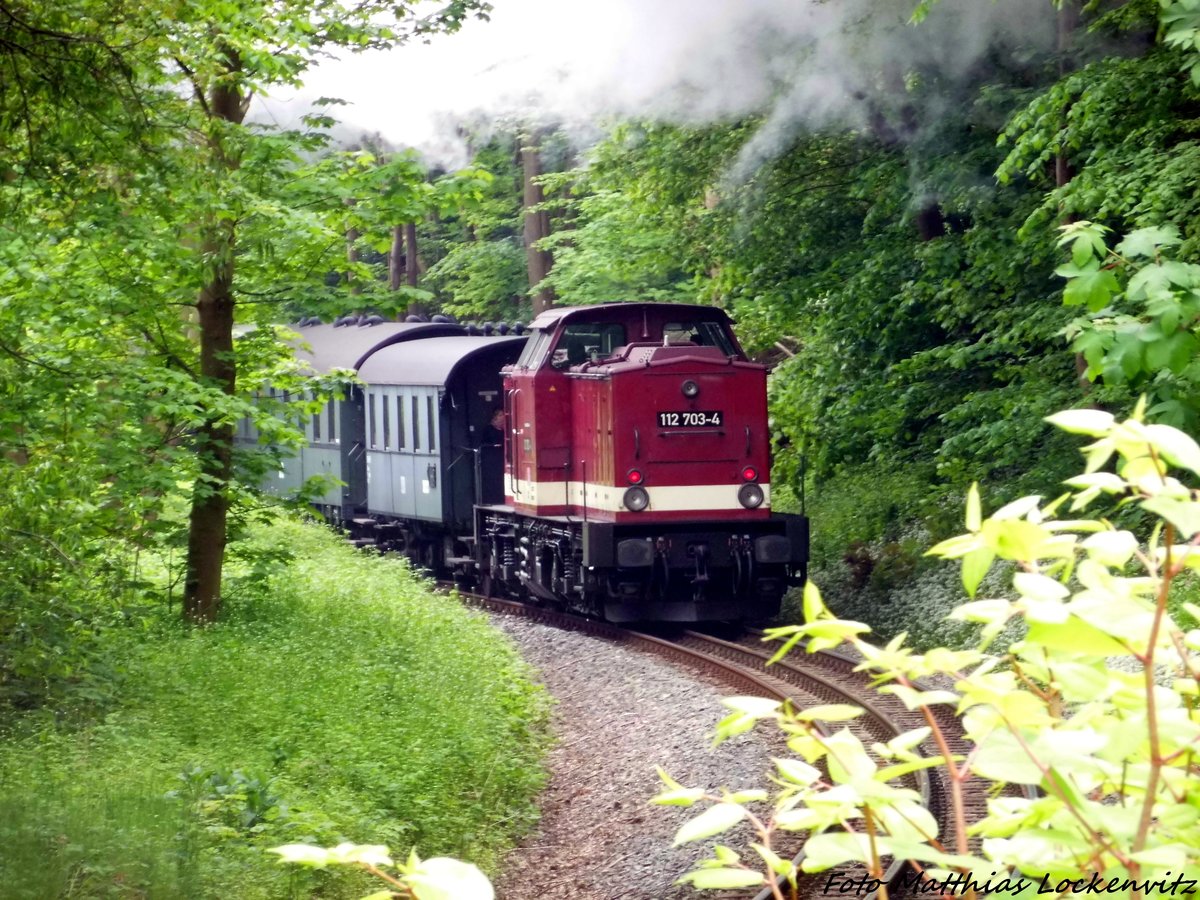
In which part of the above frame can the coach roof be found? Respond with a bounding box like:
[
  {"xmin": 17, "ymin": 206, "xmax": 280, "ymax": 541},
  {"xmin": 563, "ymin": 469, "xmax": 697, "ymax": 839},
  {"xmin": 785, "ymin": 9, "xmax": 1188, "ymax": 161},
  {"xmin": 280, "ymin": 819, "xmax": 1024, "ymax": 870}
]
[
  {"xmin": 358, "ymin": 335, "xmax": 527, "ymax": 387},
  {"xmin": 284, "ymin": 322, "xmax": 464, "ymax": 374}
]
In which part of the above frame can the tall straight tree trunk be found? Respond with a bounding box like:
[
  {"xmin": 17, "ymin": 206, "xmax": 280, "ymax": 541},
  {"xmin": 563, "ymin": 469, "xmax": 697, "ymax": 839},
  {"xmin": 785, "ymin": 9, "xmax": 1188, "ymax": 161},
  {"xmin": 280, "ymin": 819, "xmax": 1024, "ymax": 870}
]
[
  {"xmin": 389, "ymin": 221, "xmax": 426, "ymax": 318},
  {"xmin": 182, "ymin": 63, "xmax": 248, "ymax": 624},
  {"xmin": 345, "ymin": 209, "xmax": 361, "ymax": 295},
  {"xmin": 405, "ymin": 222, "xmax": 419, "ymax": 288},
  {"xmin": 389, "ymin": 224, "xmax": 403, "ymax": 291},
  {"xmin": 521, "ymin": 133, "xmax": 555, "ymax": 315}
]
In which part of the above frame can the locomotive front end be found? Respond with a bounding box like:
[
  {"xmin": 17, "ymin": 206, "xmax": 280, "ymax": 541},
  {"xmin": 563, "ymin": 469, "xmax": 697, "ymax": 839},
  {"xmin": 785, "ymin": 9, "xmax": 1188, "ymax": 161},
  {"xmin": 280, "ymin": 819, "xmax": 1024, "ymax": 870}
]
[
  {"xmin": 574, "ymin": 329, "xmax": 806, "ymax": 621},
  {"xmin": 483, "ymin": 302, "xmax": 807, "ymax": 623}
]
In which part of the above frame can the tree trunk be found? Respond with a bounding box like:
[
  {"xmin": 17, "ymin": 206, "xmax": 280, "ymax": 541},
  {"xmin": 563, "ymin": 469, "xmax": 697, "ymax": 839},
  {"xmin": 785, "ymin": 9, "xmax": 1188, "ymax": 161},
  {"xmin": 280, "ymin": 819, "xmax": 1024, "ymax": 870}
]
[
  {"xmin": 389, "ymin": 224, "xmax": 403, "ymax": 291},
  {"xmin": 181, "ymin": 60, "xmax": 247, "ymax": 624},
  {"xmin": 346, "ymin": 221, "xmax": 361, "ymax": 295},
  {"xmin": 404, "ymin": 222, "xmax": 426, "ymax": 318},
  {"xmin": 405, "ymin": 222, "xmax": 419, "ymax": 288},
  {"xmin": 183, "ymin": 232, "xmax": 236, "ymax": 623},
  {"xmin": 521, "ymin": 133, "xmax": 555, "ymax": 315}
]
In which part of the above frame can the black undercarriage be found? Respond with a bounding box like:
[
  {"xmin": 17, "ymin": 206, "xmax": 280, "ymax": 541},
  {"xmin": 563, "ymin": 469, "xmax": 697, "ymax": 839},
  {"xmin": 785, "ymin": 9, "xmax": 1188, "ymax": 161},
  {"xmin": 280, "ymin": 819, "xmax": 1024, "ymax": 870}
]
[{"xmin": 472, "ymin": 505, "xmax": 808, "ymax": 623}]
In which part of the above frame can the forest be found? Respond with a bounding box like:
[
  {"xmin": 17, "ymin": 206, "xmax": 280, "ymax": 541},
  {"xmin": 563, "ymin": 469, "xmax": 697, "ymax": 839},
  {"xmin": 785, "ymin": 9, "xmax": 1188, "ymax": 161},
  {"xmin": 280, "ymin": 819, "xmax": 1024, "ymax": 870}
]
[{"xmin": 1, "ymin": 0, "xmax": 1199, "ymax": 895}]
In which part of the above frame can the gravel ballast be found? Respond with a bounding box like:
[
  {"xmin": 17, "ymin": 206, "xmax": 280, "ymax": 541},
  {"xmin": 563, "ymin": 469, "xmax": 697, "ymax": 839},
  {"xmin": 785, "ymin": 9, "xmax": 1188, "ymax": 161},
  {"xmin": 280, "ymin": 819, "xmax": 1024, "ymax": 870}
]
[{"xmin": 490, "ymin": 616, "xmax": 782, "ymax": 900}]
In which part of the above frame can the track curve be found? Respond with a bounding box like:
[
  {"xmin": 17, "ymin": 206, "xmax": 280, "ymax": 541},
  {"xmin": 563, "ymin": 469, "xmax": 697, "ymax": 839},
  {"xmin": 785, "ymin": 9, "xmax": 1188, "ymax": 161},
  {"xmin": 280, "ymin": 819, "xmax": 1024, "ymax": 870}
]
[{"xmin": 456, "ymin": 589, "xmax": 984, "ymax": 898}]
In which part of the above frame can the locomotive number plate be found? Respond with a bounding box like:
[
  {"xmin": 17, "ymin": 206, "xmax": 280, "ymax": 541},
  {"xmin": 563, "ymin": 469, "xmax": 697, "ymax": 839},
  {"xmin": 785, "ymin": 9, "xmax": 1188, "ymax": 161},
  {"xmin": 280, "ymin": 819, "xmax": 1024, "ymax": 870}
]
[{"xmin": 657, "ymin": 410, "xmax": 724, "ymax": 428}]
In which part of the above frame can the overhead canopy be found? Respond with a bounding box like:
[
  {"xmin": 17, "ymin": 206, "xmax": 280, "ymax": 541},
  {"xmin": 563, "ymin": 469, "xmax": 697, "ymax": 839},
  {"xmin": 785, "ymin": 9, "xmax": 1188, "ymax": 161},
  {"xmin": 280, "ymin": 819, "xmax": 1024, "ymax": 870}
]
[{"xmin": 358, "ymin": 335, "xmax": 528, "ymax": 387}]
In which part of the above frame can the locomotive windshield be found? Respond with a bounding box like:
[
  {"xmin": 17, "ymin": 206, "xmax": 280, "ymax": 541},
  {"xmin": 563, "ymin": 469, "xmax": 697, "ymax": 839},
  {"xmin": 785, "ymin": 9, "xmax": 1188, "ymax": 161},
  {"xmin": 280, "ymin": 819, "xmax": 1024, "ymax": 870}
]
[{"xmin": 515, "ymin": 329, "xmax": 551, "ymax": 369}]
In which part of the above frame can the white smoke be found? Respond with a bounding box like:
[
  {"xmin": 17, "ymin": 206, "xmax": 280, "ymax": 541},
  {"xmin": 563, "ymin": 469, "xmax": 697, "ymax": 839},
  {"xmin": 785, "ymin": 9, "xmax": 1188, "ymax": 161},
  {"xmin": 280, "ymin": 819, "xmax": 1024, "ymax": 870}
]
[{"xmin": 259, "ymin": 0, "xmax": 1057, "ymax": 168}]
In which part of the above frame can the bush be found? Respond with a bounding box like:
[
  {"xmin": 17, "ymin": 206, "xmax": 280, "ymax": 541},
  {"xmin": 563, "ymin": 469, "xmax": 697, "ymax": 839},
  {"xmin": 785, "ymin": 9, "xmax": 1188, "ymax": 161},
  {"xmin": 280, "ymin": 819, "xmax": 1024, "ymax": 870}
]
[
  {"xmin": 0, "ymin": 516, "xmax": 551, "ymax": 899},
  {"xmin": 657, "ymin": 405, "xmax": 1200, "ymax": 894}
]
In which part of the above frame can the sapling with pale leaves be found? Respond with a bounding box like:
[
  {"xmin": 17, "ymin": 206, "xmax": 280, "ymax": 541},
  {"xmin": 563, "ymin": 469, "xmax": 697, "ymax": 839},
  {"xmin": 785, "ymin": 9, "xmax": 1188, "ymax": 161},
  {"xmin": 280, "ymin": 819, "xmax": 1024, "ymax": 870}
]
[
  {"xmin": 271, "ymin": 842, "xmax": 494, "ymax": 900},
  {"xmin": 656, "ymin": 400, "xmax": 1200, "ymax": 899}
]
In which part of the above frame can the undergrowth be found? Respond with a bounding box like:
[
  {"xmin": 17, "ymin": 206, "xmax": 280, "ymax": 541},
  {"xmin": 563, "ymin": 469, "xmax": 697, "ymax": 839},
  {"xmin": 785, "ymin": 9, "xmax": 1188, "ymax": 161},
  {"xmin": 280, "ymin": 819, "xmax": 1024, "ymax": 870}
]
[{"xmin": 0, "ymin": 515, "xmax": 551, "ymax": 899}]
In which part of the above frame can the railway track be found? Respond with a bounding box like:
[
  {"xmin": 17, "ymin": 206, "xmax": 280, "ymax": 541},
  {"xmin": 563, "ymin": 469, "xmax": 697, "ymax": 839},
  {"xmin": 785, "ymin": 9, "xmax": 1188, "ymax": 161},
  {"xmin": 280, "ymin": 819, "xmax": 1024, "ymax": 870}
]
[{"xmin": 456, "ymin": 589, "xmax": 984, "ymax": 899}]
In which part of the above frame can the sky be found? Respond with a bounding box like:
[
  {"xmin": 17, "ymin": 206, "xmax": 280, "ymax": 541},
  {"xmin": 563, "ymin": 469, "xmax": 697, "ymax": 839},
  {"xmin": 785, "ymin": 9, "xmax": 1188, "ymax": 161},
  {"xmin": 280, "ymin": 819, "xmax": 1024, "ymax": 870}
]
[
  {"xmin": 255, "ymin": 0, "xmax": 1056, "ymax": 169},
  {"xmin": 258, "ymin": 0, "xmax": 638, "ymax": 161}
]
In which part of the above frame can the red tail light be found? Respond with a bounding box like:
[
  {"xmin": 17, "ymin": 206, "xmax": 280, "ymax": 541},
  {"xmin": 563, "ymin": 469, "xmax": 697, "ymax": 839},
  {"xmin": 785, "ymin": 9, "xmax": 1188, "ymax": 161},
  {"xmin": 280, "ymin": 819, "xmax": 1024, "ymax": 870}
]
[
  {"xmin": 741, "ymin": 466, "xmax": 758, "ymax": 482},
  {"xmin": 627, "ymin": 469, "xmax": 644, "ymax": 485}
]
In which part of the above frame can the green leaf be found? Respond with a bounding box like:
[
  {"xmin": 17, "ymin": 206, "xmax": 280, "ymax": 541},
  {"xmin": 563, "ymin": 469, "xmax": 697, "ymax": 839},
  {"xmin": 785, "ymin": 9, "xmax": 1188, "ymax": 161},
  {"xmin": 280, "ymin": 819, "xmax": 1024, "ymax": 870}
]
[
  {"xmin": 774, "ymin": 757, "xmax": 822, "ymax": 785},
  {"xmin": 971, "ymin": 731, "xmax": 1043, "ymax": 784},
  {"xmin": 966, "ymin": 482, "xmax": 982, "ymax": 531},
  {"xmin": 794, "ymin": 704, "xmax": 864, "ymax": 722},
  {"xmin": 962, "ymin": 546, "xmax": 995, "ymax": 599},
  {"xmin": 1025, "ymin": 620, "xmax": 1127, "ymax": 656},
  {"xmin": 1116, "ymin": 225, "xmax": 1180, "ymax": 258},
  {"xmin": 406, "ymin": 857, "xmax": 494, "ymax": 900},
  {"xmin": 651, "ymin": 788, "xmax": 707, "ymax": 806},
  {"xmin": 1145, "ymin": 424, "xmax": 1200, "ymax": 475},
  {"xmin": 676, "ymin": 867, "xmax": 764, "ymax": 889},
  {"xmin": 270, "ymin": 844, "xmax": 333, "ymax": 868},
  {"xmin": 1046, "ymin": 409, "xmax": 1115, "ymax": 437},
  {"xmin": 799, "ymin": 832, "xmax": 872, "ymax": 871},
  {"xmin": 1142, "ymin": 497, "xmax": 1200, "ymax": 538},
  {"xmin": 721, "ymin": 697, "xmax": 782, "ymax": 718},
  {"xmin": 1062, "ymin": 265, "xmax": 1120, "ymax": 311},
  {"xmin": 727, "ymin": 789, "xmax": 769, "ymax": 804},
  {"xmin": 802, "ymin": 580, "xmax": 826, "ymax": 622},
  {"xmin": 673, "ymin": 803, "xmax": 747, "ymax": 846}
]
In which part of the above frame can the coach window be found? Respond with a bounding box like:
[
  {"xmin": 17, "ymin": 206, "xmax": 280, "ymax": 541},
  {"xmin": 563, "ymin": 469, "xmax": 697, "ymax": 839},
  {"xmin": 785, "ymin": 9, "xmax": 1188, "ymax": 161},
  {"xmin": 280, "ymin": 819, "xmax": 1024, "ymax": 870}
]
[
  {"xmin": 426, "ymin": 396, "xmax": 436, "ymax": 450},
  {"xmin": 412, "ymin": 396, "xmax": 421, "ymax": 451},
  {"xmin": 328, "ymin": 398, "xmax": 338, "ymax": 444},
  {"xmin": 395, "ymin": 395, "xmax": 406, "ymax": 450},
  {"xmin": 368, "ymin": 393, "xmax": 377, "ymax": 449},
  {"xmin": 381, "ymin": 394, "xmax": 391, "ymax": 450},
  {"xmin": 312, "ymin": 393, "xmax": 321, "ymax": 442}
]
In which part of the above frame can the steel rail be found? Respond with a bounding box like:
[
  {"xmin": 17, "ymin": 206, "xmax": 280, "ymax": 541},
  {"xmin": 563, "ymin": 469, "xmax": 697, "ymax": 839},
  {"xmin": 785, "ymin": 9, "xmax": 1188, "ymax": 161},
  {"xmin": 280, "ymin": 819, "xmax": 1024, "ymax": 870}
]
[{"xmin": 453, "ymin": 588, "xmax": 959, "ymax": 898}]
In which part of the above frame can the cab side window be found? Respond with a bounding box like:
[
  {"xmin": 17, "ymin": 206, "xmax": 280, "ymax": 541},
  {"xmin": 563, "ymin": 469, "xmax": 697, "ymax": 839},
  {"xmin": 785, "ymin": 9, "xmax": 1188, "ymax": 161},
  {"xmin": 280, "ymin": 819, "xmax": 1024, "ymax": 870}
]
[{"xmin": 550, "ymin": 323, "xmax": 627, "ymax": 368}]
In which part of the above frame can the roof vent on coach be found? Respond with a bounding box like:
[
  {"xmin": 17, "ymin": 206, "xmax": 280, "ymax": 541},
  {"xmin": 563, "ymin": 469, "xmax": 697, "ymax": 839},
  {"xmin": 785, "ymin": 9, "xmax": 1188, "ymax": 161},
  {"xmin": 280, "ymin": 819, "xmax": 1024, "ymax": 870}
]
[
  {"xmin": 405, "ymin": 314, "xmax": 428, "ymax": 323},
  {"xmin": 511, "ymin": 322, "xmax": 527, "ymax": 335},
  {"xmin": 357, "ymin": 315, "xmax": 384, "ymax": 327},
  {"xmin": 431, "ymin": 314, "xmax": 453, "ymax": 324},
  {"xmin": 333, "ymin": 315, "xmax": 358, "ymax": 327}
]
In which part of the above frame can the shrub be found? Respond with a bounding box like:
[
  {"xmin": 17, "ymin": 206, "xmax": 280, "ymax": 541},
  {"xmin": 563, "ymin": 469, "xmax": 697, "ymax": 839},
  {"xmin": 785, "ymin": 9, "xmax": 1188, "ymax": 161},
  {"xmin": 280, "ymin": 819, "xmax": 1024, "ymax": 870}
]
[
  {"xmin": 656, "ymin": 404, "xmax": 1200, "ymax": 896},
  {"xmin": 0, "ymin": 515, "xmax": 551, "ymax": 899}
]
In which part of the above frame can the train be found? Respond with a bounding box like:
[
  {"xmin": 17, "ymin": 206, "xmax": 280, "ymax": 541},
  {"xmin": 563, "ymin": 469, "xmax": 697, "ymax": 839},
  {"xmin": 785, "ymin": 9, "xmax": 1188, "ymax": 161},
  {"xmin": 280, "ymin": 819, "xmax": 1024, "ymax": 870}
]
[{"xmin": 241, "ymin": 301, "xmax": 809, "ymax": 623}]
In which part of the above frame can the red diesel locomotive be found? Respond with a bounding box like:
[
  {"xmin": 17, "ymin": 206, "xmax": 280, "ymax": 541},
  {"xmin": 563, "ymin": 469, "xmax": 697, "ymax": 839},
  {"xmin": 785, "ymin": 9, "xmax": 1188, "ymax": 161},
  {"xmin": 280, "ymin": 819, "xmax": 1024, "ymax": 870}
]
[{"xmin": 474, "ymin": 302, "xmax": 808, "ymax": 622}]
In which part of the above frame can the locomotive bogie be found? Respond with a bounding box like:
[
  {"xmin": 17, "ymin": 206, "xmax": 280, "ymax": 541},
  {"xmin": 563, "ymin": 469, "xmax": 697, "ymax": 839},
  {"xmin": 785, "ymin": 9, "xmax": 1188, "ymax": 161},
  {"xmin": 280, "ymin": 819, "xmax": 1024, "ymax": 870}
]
[{"xmin": 474, "ymin": 506, "xmax": 806, "ymax": 622}]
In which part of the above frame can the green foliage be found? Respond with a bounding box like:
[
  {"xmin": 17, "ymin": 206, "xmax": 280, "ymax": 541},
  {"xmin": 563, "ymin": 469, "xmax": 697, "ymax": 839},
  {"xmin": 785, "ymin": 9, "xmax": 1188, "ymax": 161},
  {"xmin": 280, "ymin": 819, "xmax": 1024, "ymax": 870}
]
[
  {"xmin": 272, "ymin": 842, "xmax": 494, "ymax": 900},
  {"xmin": 0, "ymin": 516, "xmax": 550, "ymax": 898},
  {"xmin": 425, "ymin": 237, "xmax": 529, "ymax": 321},
  {"xmin": 1058, "ymin": 221, "xmax": 1200, "ymax": 427},
  {"xmin": 661, "ymin": 407, "xmax": 1200, "ymax": 894}
]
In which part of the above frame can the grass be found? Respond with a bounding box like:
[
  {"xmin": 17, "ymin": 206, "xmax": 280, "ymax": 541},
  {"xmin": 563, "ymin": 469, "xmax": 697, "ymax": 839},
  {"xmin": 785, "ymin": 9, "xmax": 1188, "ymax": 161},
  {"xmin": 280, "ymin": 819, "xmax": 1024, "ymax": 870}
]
[{"xmin": 0, "ymin": 516, "xmax": 551, "ymax": 899}]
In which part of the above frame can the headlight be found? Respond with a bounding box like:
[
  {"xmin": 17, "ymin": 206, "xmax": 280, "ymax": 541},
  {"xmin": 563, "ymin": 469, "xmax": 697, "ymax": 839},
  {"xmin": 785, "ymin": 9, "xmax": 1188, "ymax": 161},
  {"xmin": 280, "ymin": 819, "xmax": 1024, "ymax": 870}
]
[
  {"xmin": 623, "ymin": 486, "xmax": 650, "ymax": 512},
  {"xmin": 738, "ymin": 483, "xmax": 765, "ymax": 509},
  {"xmin": 681, "ymin": 379, "xmax": 700, "ymax": 398}
]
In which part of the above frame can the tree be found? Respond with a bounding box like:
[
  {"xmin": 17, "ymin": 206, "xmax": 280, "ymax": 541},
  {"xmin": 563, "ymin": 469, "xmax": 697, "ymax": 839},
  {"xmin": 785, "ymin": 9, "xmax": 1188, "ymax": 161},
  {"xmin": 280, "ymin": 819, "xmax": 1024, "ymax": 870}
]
[
  {"xmin": 154, "ymin": 0, "xmax": 490, "ymax": 622},
  {"xmin": 521, "ymin": 130, "xmax": 556, "ymax": 315}
]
